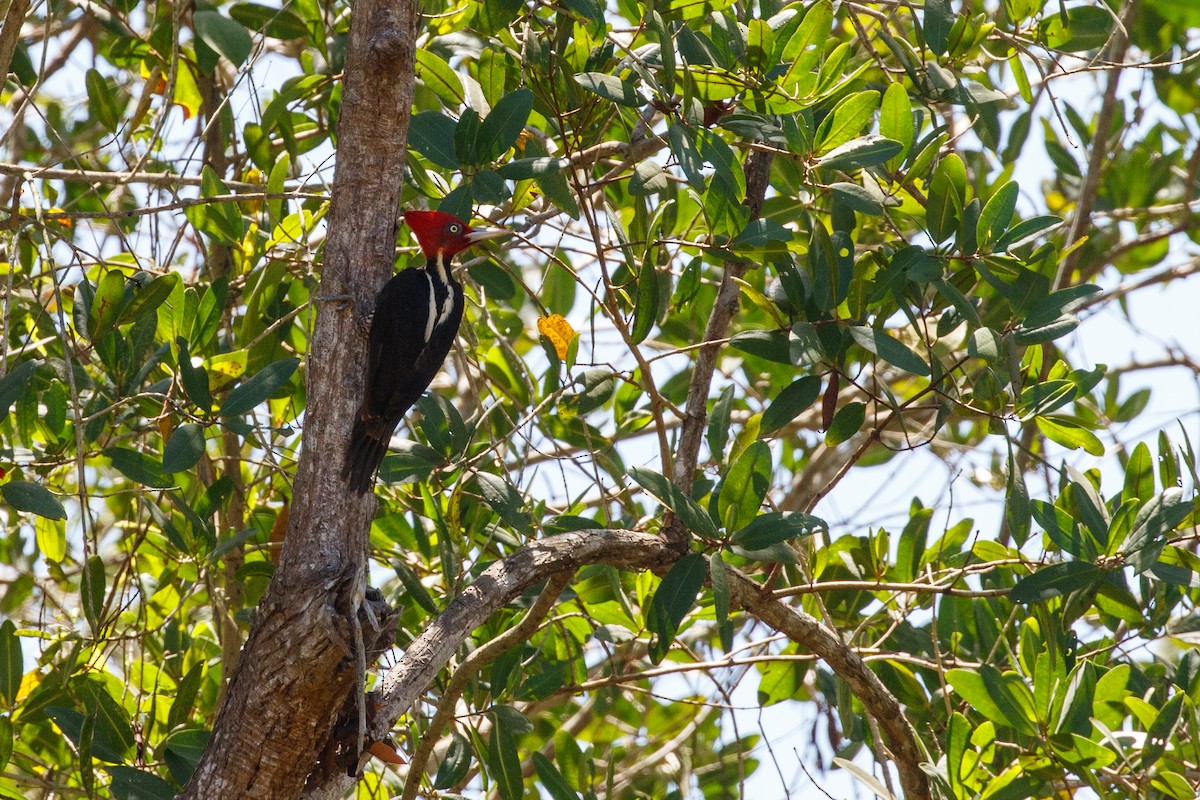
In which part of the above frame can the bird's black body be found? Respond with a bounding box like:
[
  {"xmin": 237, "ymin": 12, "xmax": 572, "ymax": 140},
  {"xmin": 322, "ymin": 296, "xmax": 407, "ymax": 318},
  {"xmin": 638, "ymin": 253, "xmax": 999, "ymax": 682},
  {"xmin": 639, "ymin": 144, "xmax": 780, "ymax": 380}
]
[
  {"xmin": 342, "ymin": 254, "xmax": 463, "ymax": 493},
  {"xmin": 342, "ymin": 211, "xmax": 503, "ymax": 494}
]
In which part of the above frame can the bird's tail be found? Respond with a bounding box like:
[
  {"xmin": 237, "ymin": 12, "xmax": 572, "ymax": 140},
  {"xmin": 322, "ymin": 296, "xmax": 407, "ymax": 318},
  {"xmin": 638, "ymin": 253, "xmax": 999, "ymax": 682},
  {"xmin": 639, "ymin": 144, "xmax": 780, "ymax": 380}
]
[{"xmin": 342, "ymin": 417, "xmax": 390, "ymax": 494}]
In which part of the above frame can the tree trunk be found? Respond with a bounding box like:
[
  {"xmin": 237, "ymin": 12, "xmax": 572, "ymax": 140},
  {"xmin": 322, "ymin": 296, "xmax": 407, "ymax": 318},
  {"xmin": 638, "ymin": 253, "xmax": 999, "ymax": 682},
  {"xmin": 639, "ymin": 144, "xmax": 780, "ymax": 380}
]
[{"xmin": 180, "ymin": 1, "xmax": 419, "ymax": 796}]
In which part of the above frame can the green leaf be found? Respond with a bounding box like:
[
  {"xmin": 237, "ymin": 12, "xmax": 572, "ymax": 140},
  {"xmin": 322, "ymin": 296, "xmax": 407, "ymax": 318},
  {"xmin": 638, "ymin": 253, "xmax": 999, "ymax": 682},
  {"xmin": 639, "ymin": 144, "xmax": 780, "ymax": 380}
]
[
  {"xmin": 0, "ymin": 713, "xmax": 11, "ymax": 771},
  {"xmin": 1144, "ymin": 692, "xmax": 1185, "ymax": 768},
  {"xmin": 719, "ymin": 441, "xmax": 771, "ymax": 532},
  {"xmin": 161, "ymin": 728, "xmax": 210, "ymax": 787},
  {"xmin": 85, "ymin": 68, "xmax": 122, "ymax": 132},
  {"xmin": 849, "ymin": 325, "xmax": 930, "ymax": 376},
  {"xmin": 1035, "ymin": 415, "xmax": 1103, "ymax": 455},
  {"xmin": 1123, "ymin": 441, "xmax": 1155, "ymax": 503},
  {"xmin": 1039, "ymin": 5, "xmax": 1113, "ymax": 52},
  {"xmin": 761, "ymin": 375, "xmax": 821, "ymax": 435},
  {"xmin": 976, "ymin": 180, "xmax": 1019, "ymax": 250},
  {"xmin": 647, "ymin": 9, "xmax": 675, "ymax": 93},
  {"xmin": 434, "ymin": 732, "xmax": 473, "ymax": 789},
  {"xmin": 104, "ymin": 447, "xmax": 172, "ymax": 488},
  {"xmin": 815, "ymin": 90, "xmax": 880, "ymax": 153},
  {"xmin": 228, "ymin": 2, "xmax": 308, "ymax": 40},
  {"xmin": 477, "ymin": 88, "xmax": 532, "ymax": 162},
  {"xmin": 0, "ymin": 358, "xmax": 39, "ymax": 418},
  {"xmin": 408, "ymin": 110, "xmax": 461, "ymax": 169},
  {"xmin": 879, "ymin": 82, "xmax": 914, "ymax": 166},
  {"xmin": 472, "ymin": 169, "xmax": 507, "ymax": 204},
  {"xmin": 922, "ymin": 0, "xmax": 955, "ymax": 54},
  {"xmin": 163, "ymin": 424, "xmax": 206, "ymax": 473},
  {"xmin": 1, "ymin": 480, "xmax": 67, "ymax": 520},
  {"xmin": 698, "ymin": 128, "xmax": 745, "ymax": 198},
  {"xmin": 168, "ymin": 663, "xmax": 205, "ymax": 731},
  {"xmin": 630, "ymin": 258, "xmax": 659, "ymax": 345},
  {"xmin": 1125, "ymin": 488, "xmax": 1189, "ymax": 573},
  {"xmin": 730, "ymin": 330, "xmax": 792, "ymax": 364},
  {"xmin": 968, "ymin": 327, "xmax": 1002, "ymax": 361},
  {"xmin": 525, "ymin": 138, "xmax": 579, "ymax": 219},
  {"xmin": 475, "ymin": 473, "xmax": 532, "ymax": 534},
  {"xmin": 629, "ymin": 161, "xmax": 669, "ymax": 196},
  {"xmin": 1022, "ymin": 284, "xmax": 1101, "ymax": 327},
  {"xmin": 0, "ymin": 620, "xmax": 21, "ymax": 704},
  {"xmin": 497, "ymin": 157, "xmax": 568, "ymax": 179},
  {"xmin": 89, "ymin": 269, "xmax": 127, "ymax": 341},
  {"xmin": 488, "ymin": 709, "xmax": 524, "ymax": 800},
  {"xmin": 106, "ymin": 766, "xmax": 175, "ymax": 800},
  {"xmin": 415, "ymin": 48, "xmax": 465, "ymax": 106},
  {"xmin": 825, "ymin": 401, "xmax": 865, "ymax": 446},
  {"xmin": 187, "ymin": 168, "xmax": 243, "ymax": 245},
  {"xmin": 668, "ymin": 123, "xmax": 706, "ymax": 191},
  {"xmin": 891, "ymin": 245, "xmax": 940, "ymax": 282},
  {"xmin": 708, "ymin": 385, "xmax": 735, "ymax": 463},
  {"xmin": 646, "ymin": 553, "xmax": 707, "ymax": 664},
  {"xmin": 80, "ymin": 680, "xmax": 135, "ymax": 762},
  {"xmin": 220, "ymin": 357, "xmax": 299, "ymax": 417},
  {"xmin": 176, "ymin": 338, "xmax": 213, "ymax": 412},
  {"xmin": 391, "ymin": 558, "xmax": 439, "ymax": 615},
  {"xmin": 995, "ymin": 214, "xmax": 1063, "ymax": 251},
  {"xmin": 946, "ymin": 665, "xmax": 1037, "ymax": 735},
  {"xmin": 1005, "ymin": 444, "xmax": 1031, "ymax": 546},
  {"xmin": 709, "ymin": 552, "xmax": 732, "ymax": 651},
  {"xmin": 575, "ymin": 72, "xmax": 640, "ymax": 106},
  {"xmin": 816, "ymin": 135, "xmax": 903, "ymax": 171},
  {"xmin": 1010, "ymin": 560, "xmax": 1104, "ymax": 603},
  {"xmin": 689, "ymin": 66, "xmax": 743, "ymax": 102},
  {"xmin": 118, "ymin": 272, "xmax": 180, "ymax": 326},
  {"xmin": 732, "ymin": 512, "xmax": 825, "ymax": 550},
  {"xmin": 926, "ymin": 162, "xmax": 963, "ymax": 244},
  {"xmin": 193, "ymin": 11, "xmax": 252, "ymax": 67},
  {"xmin": 454, "ymin": 108, "xmax": 481, "ymax": 166},
  {"xmin": 830, "ymin": 181, "xmax": 884, "ymax": 216},
  {"xmin": 730, "ymin": 218, "xmax": 792, "ymax": 250},
  {"xmin": 533, "ymin": 752, "xmax": 582, "ymax": 800},
  {"xmin": 81, "ymin": 555, "xmax": 105, "ymax": 632},
  {"xmin": 628, "ymin": 466, "xmax": 718, "ymax": 539},
  {"xmin": 779, "ymin": 0, "xmax": 831, "ymax": 100}
]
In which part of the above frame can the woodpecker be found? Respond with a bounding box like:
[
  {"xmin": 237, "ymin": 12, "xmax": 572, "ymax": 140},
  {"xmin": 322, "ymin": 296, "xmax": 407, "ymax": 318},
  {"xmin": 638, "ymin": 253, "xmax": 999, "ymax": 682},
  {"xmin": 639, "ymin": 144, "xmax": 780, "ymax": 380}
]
[{"xmin": 342, "ymin": 210, "xmax": 506, "ymax": 493}]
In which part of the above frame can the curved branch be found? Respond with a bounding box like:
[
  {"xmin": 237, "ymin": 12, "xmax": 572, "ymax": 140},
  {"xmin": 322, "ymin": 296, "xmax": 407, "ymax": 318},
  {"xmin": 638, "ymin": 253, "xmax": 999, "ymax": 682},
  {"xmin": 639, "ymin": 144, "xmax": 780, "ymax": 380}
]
[
  {"xmin": 730, "ymin": 571, "xmax": 931, "ymax": 800},
  {"xmin": 370, "ymin": 530, "xmax": 679, "ymax": 731},
  {"xmin": 302, "ymin": 529, "xmax": 679, "ymax": 800},
  {"xmin": 313, "ymin": 526, "xmax": 928, "ymax": 800},
  {"xmin": 399, "ymin": 573, "xmax": 572, "ymax": 800}
]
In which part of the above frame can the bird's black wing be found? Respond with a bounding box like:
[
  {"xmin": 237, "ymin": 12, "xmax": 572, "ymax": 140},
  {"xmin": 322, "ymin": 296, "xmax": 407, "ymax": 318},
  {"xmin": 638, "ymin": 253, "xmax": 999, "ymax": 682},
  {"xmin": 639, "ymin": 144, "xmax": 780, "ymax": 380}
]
[
  {"xmin": 365, "ymin": 268, "xmax": 437, "ymax": 421},
  {"xmin": 343, "ymin": 268, "xmax": 464, "ymax": 493}
]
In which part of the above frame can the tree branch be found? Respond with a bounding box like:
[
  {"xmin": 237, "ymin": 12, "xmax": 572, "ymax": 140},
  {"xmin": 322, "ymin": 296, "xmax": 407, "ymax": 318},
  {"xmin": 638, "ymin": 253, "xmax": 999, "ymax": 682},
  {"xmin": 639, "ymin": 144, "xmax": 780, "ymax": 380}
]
[
  {"xmin": 730, "ymin": 571, "xmax": 932, "ymax": 800},
  {"xmin": 671, "ymin": 147, "xmax": 775, "ymax": 491},
  {"xmin": 304, "ymin": 528, "xmax": 679, "ymax": 800},
  {"xmin": 399, "ymin": 573, "xmax": 572, "ymax": 800}
]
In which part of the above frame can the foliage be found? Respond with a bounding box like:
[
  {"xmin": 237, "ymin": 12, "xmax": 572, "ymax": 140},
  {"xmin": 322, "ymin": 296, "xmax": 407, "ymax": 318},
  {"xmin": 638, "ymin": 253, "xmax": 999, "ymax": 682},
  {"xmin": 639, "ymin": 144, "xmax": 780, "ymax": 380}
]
[{"xmin": 2, "ymin": 0, "xmax": 1199, "ymax": 797}]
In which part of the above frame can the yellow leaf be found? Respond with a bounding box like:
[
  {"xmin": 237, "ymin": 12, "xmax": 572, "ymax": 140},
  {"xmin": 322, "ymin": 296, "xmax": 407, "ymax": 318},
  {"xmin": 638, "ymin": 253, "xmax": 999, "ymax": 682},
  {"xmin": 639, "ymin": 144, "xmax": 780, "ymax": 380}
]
[
  {"xmin": 204, "ymin": 351, "xmax": 248, "ymax": 392},
  {"xmin": 537, "ymin": 314, "xmax": 576, "ymax": 359}
]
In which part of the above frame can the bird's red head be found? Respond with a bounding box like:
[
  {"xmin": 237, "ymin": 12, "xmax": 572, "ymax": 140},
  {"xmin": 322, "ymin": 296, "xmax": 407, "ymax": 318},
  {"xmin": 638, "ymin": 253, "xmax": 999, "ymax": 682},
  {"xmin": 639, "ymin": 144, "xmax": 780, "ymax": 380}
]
[{"xmin": 403, "ymin": 210, "xmax": 505, "ymax": 260}]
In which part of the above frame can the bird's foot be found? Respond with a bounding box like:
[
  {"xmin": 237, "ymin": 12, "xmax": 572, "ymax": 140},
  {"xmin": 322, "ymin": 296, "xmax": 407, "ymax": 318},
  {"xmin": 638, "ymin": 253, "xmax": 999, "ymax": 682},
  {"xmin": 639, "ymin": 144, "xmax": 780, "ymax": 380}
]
[{"xmin": 315, "ymin": 293, "xmax": 373, "ymax": 337}]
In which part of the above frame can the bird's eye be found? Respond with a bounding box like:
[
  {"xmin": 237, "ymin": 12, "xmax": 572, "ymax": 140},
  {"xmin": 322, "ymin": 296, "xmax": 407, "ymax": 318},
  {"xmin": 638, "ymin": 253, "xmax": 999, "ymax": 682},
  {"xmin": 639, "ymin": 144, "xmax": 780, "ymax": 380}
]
[{"xmin": 448, "ymin": 223, "xmax": 462, "ymax": 234}]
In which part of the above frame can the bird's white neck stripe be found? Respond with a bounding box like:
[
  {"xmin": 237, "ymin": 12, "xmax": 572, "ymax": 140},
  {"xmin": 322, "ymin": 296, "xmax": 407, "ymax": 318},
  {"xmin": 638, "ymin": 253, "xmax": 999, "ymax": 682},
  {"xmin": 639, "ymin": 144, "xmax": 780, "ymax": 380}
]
[
  {"xmin": 432, "ymin": 252, "xmax": 450, "ymax": 286},
  {"xmin": 423, "ymin": 272, "xmax": 437, "ymax": 343}
]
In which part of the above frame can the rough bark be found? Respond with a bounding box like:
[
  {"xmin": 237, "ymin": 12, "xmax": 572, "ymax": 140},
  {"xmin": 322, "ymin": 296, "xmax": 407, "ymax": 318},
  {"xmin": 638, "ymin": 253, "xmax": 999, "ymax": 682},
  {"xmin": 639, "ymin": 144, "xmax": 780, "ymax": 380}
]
[
  {"xmin": 304, "ymin": 529, "xmax": 683, "ymax": 799},
  {"xmin": 179, "ymin": 0, "xmax": 419, "ymax": 796},
  {"xmin": 0, "ymin": 0, "xmax": 31, "ymax": 89}
]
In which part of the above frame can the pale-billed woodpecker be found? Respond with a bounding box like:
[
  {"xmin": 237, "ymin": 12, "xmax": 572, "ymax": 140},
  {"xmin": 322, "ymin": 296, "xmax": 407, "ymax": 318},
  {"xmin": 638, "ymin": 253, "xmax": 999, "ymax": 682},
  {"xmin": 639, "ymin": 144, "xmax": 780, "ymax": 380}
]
[{"xmin": 342, "ymin": 210, "xmax": 505, "ymax": 493}]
